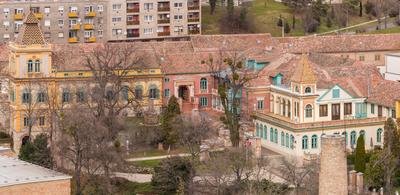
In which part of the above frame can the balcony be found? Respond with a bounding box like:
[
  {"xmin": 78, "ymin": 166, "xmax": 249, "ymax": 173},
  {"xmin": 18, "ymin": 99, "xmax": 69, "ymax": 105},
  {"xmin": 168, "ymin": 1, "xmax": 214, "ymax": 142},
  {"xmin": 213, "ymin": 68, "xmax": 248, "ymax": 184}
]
[
  {"xmin": 188, "ymin": 29, "xmax": 200, "ymax": 34},
  {"xmin": 188, "ymin": 18, "xmax": 200, "ymax": 23},
  {"xmin": 84, "ymin": 24, "xmax": 94, "ymax": 30},
  {"xmin": 157, "ymin": 19, "xmax": 170, "ymax": 24},
  {"xmin": 85, "ymin": 37, "xmax": 96, "ymax": 43},
  {"xmin": 127, "ymin": 21, "xmax": 140, "ymax": 25},
  {"xmin": 85, "ymin": 11, "xmax": 96, "ymax": 17},
  {"xmin": 188, "ymin": 5, "xmax": 200, "ymax": 10},
  {"xmin": 157, "ymin": 7, "xmax": 170, "ymax": 12},
  {"xmin": 34, "ymin": 13, "xmax": 43, "ymax": 19},
  {"xmin": 68, "ymin": 12, "xmax": 79, "ymax": 18},
  {"xmin": 127, "ymin": 7, "xmax": 139, "ymax": 13},
  {"xmin": 70, "ymin": 24, "xmax": 80, "ymax": 30},
  {"xmin": 127, "ymin": 33, "xmax": 140, "ymax": 38},
  {"xmin": 68, "ymin": 37, "xmax": 79, "ymax": 43},
  {"xmin": 14, "ymin": 13, "xmax": 24, "ymax": 20},
  {"xmin": 158, "ymin": 31, "xmax": 170, "ymax": 36}
]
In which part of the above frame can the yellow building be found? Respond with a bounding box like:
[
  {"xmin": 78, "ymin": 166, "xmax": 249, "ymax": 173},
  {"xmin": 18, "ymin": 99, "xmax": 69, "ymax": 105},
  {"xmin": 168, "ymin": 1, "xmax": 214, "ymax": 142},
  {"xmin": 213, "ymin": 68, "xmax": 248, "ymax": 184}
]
[
  {"xmin": 396, "ymin": 99, "xmax": 400, "ymax": 119},
  {"xmin": 7, "ymin": 12, "xmax": 163, "ymax": 152}
]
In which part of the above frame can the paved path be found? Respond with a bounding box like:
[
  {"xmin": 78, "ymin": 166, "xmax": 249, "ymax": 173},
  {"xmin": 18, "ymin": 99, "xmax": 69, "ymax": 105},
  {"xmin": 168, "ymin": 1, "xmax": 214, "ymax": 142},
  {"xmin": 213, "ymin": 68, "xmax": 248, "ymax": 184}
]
[
  {"xmin": 114, "ymin": 172, "xmax": 152, "ymax": 183},
  {"xmin": 126, "ymin": 153, "xmax": 191, "ymax": 162}
]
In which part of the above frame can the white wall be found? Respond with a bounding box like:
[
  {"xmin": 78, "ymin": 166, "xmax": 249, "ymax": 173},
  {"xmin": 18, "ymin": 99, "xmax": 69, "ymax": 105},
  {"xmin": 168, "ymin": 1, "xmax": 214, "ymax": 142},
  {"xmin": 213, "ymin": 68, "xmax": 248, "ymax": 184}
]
[{"xmin": 385, "ymin": 54, "xmax": 400, "ymax": 81}]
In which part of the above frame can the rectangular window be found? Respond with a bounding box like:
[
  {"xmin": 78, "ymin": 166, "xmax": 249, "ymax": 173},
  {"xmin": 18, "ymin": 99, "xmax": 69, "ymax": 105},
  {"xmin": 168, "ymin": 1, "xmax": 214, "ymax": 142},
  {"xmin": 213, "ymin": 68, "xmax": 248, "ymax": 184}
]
[
  {"xmin": 44, "ymin": 19, "xmax": 51, "ymax": 26},
  {"xmin": 378, "ymin": 105, "xmax": 382, "ymax": 117},
  {"xmin": 98, "ymin": 30, "xmax": 103, "ymax": 37},
  {"xmin": 144, "ymin": 3, "xmax": 153, "ymax": 10},
  {"xmin": 359, "ymin": 55, "xmax": 365, "ymax": 61},
  {"xmin": 39, "ymin": 116, "xmax": 45, "ymax": 126},
  {"xmin": 319, "ymin": 105, "xmax": 328, "ymax": 117},
  {"xmin": 62, "ymin": 91, "xmax": 70, "ymax": 103},
  {"xmin": 112, "ymin": 4, "xmax": 122, "ymax": 10},
  {"xmin": 174, "ymin": 15, "xmax": 183, "ymax": 20},
  {"xmin": 164, "ymin": 78, "xmax": 170, "ymax": 83},
  {"xmin": 112, "ymin": 29, "xmax": 123, "ymax": 36},
  {"xmin": 23, "ymin": 117, "xmax": 29, "ymax": 127},
  {"xmin": 58, "ymin": 19, "xmax": 64, "ymax": 26},
  {"xmin": 3, "ymin": 34, "xmax": 9, "ymax": 39},
  {"xmin": 44, "ymin": 7, "xmax": 50, "ymax": 14},
  {"xmin": 3, "ymin": 8, "xmax": 9, "ymax": 15},
  {"xmin": 58, "ymin": 6, "xmax": 64, "ymax": 13},
  {"xmin": 164, "ymin": 89, "xmax": 170, "ymax": 97},
  {"xmin": 58, "ymin": 32, "xmax": 64, "ymax": 38},
  {"xmin": 371, "ymin": 104, "xmax": 375, "ymax": 114},
  {"xmin": 174, "ymin": 3, "xmax": 183, "ymax": 7},
  {"xmin": 37, "ymin": 92, "xmax": 46, "ymax": 103},
  {"xmin": 332, "ymin": 89, "xmax": 340, "ymax": 98},
  {"xmin": 76, "ymin": 91, "xmax": 85, "ymax": 102},
  {"xmin": 98, "ymin": 5, "xmax": 104, "ymax": 12},
  {"xmin": 144, "ymin": 28, "xmax": 153, "ymax": 34},
  {"xmin": 112, "ymin": 17, "xmax": 122, "ymax": 23},
  {"xmin": 3, "ymin": 21, "xmax": 9, "ymax": 27},
  {"xmin": 375, "ymin": 54, "xmax": 380, "ymax": 61},
  {"xmin": 22, "ymin": 92, "xmax": 31, "ymax": 103},
  {"xmin": 344, "ymin": 103, "xmax": 352, "ymax": 115},
  {"xmin": 200, "ymin": 97, "xmax": 208, "ymax": 107},
  {"xmin": 144, "ymin": 15, "xmax": 153, "ymax": 21},
  {"xmin": 257, "ymin": 100, "xmax": 264, "ymax": 110}
]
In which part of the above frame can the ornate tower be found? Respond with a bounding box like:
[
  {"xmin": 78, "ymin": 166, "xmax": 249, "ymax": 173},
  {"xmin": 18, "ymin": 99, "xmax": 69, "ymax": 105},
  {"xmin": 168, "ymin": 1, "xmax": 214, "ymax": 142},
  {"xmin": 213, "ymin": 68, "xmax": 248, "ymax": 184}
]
[{"xmin": 290, "ymin": 54, "xmax": 317, "ymax": 95}]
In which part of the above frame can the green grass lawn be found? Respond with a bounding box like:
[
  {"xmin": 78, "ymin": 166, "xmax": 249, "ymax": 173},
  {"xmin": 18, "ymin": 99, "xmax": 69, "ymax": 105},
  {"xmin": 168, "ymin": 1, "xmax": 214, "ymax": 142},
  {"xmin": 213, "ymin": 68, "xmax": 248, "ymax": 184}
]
[
  {"xmin": 202, "ymin": 0, "xmax": 384, "ymax": 36},
  {"xmin": 366, "ymin": 26, "xmax": 400, "ymax": 34},
  {"xmin": 127, "ymin": 147, "xmax": 189, "ymax": 158},
  {"xmin": 131, "ymin": 159, "xmax": 162, "ymax": 168}
]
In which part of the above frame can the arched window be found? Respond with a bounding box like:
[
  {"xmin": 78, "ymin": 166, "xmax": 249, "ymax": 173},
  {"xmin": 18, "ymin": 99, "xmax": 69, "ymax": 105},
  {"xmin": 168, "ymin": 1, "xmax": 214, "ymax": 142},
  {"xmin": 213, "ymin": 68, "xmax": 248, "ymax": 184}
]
[
  {"xmin": 305, "ymin": 87, "xmax": 312, "ymax": 94},
  {"xmin": 135, "ymin": 85, "xmax": 143, "ymax": 100},
  {"xmin": 274, "ymin": 129, "xmax": 278, "ymax": 144},
  {"xmin": 305, "ymin": 104, "xmax": 313, "ymax": 118},
  {"xmin": 295, "ymin": 85, "xmax": 299, "ymax": 93},
  {"xmin": 200, "ymin": 78, "xmax": 207, "ymax": 90},
  {"xmin": 290, "ymin": 135, "xmax": 295, "ymax": 149},
  {"xmin": 122, "ymin": 86, "xmax": 129, "ymax": 101},
  {"xmin": 377, "ymin": 128, "xmax": 382, "ymax": 143},
  {"xmin": 350, "ymin": 131, "xmax": 357, "ymax": 145},
  {"xmin": 263, "ymin": 125, "xmax": 267, "ymax": 140},
  {"xmin": 149, "ymin": 84, "xmax": 159, "ymax": 99},
  {"xmin": 27, "ymin": 60, "xmax": 33, "ymax": 72},
  {"xmin": 285, "ymin": 133, "xmax": 289, "ymax": 148},
  {"xmin": 311, "ymin": 135, "xmax": 318, "ymax": 149},
  {"xmin": 342, "ymin": 131, "xmax": 347, "ymax": 145},
  {"xmin": 302, "ymin": 135, "xmax": 308, "ymax": 149},
  {"xmin": 256, "ymin": 123, "xmax": 260, "ymax": 137},
  {"xmin": 34, "ymin": 60, "xmax": 40, "ymax": 72},
  {"xmin": 270, "ymin": 128, "xmax": 274, "ymax": 142},
  {"xmin": 281, "ymin": 132, "xmax": 285, "ymax": 146}
]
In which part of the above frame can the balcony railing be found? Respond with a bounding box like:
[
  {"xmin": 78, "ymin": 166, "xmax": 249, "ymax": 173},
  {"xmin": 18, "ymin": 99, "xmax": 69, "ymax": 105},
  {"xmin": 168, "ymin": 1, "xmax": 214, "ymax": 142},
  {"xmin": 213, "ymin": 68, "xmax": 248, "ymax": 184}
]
[
  {"xmin": 157, "ymin": 19, "xmax": 170, "ymax": 24},
  {"xmin": 85, "ymin": 37, "xmax": 96, "ymax": 43},
  {"xmin": 157, "ymin": 7, "xmax": 170, "ymax": 12},
  {"xmin": 68, "ymin": 12, "xmax": 79, "ymax": 18},
  {"xmin": 85, "ymin": 11, "xmax": 96, "ymax": 17},
  {"xmin": 188, "ymin": 18, "xmax": 200, "ymax": 22},
  {"xmin": 14, "ymin": 13, "xmax": 24, "ymax": 20},
  {"xmin": 84, "ymin": 24, "xmax": 94, "ymax": 30},
  {"xmin": 34, "ymin": 13, "xmax": 43, "ymax": 19},
  {"xmin": 127, "ymin": 20, "xmax": 140, "ymax": 25},
  {"xmin": 70, "ymin": 24, "xmax": 80, "ymax": 30},
  {"xmin": 188, "ymin": 5, "xmax": 200, "ymax": 10},
  {"xmin": 127, "ymin": 33, "xmax": 140, "ymax": 38},
  {"xmin": 68, "ymin": 37, "xmax": 79, "ymax": 43},
  {"xmin": 158, "ymin": 31, "xmax": 170, "ymax": 36},
  {"xmin": 188, "ymin": 29, "xmax": 200, "ymax": 34},
  {"xmin": 127, "ymin": 7, "xmax": 140, "ymax": 13}
]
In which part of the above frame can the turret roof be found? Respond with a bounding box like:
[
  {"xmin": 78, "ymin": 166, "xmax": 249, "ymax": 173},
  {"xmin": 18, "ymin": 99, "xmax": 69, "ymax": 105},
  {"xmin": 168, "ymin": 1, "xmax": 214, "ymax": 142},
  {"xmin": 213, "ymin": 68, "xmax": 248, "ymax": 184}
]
[
  {"xmin": 14, "ymin": 12, "xmax": 46, "ymax": 45},
  {"xmin": 291, "ymin": 54, "xmax": 317, "ymax": 84}
]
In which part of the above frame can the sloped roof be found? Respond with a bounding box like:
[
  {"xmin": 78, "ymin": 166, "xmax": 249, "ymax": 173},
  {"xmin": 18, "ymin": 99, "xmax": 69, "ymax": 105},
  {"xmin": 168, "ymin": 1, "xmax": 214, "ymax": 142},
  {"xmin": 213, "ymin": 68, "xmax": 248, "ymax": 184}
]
[
  {"xmin": 14, "ymin": 12, "xmax": 46, "ymax": 45},
  {"xmin": 290, "ymin": 54, "xmax": 317, "ymax": 84}
]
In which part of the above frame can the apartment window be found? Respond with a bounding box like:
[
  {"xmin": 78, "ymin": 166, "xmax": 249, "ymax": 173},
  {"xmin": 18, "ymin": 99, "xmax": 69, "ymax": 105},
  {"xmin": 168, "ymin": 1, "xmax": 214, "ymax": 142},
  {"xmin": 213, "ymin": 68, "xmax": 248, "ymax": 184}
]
[
  {"xmin": 84, "ymin": 30, "xmax": 93, "ymax": 38},
  {"xmin": 174, "ymin": 26, "xmax": 184, "ymax": 33},
  {"xmin": 23, "ymin": 117, "xmax": 29, "ymax": 127},
  {"xmin": 344, "ymin": 103, "xmax": 352, "ymax": 115},
  {"xmin": 39, "ymin": 116, "xmax": 45, "ymax": 126},
  {"xmin": 3, "ymin": 8, "xmax": 9, "ymax": 15},
  {"xmin": 69, "ymin": 7, "xmax": 78, "ymax": 13},
  {"xmin": 257, "ymin": 100, "xmax": 264, "ymax": 110},
  {"xmin": 98, "ymin": 30, "xmax": 103, "ymax": 37},
  {"xmin": 144, "ymin": 15, "xmax": 153, "ymax": 21},
  {"xmin": 144, "ymin": 3, "xmax": 153, "ymax": 10},
  {"xmin": 58, "ymin": 6, "xmax": 64, "ymax": 13},
  {"xmin": 37, "ymin": 92, "xmax": 46, "ymax": 103},
  {"xmin": 76, "ymin": 90, "xmax": 85, "ymax": 102},
  {"xmin": 58, "ymin": 32, "xmax": 64, "ymax": 38},
  {"xmin": 359, "ymin": 55, "xmax": 365, "ymax": 61},
  {"xmin": 15, "ymin": 8, "xmax": 24, "ymax": 14},
  {"xmin": 62, "ymin": 90, "xmax": 70, "ymax": 103},
  {"xmin": 44, "ymin": 20, "xmax": 51, "ymax": 27},
  {"xmin": 174, "ymin": 15, "xmax": 183, "ymax": 20},
  {"xmin": 144, "ymin": 28, "xmax": 153, "ymax": 34},
  {"xmin": 371, "ymin": 104, "xmax": 375, "ymax": 114},
  {"xmin": 112, "ymin": 29, "xmax": 123, "ymax": 36},
  {"xmin": 174, "ymin": 3, "xmax": 183, "ymax": 7},
  {"xmin": 22, "ymin": 90, "xmax": 31, "ymax": 104},
  {"xmin": 375, "ymin": 54, "xmax": 381, "ymax": 61},
  {"xmin": 44, "ymin": 7, "xmax": 50, "ymax": 14},
  {"xmin": 319, "ymin": 105, "xmax": 328, "ymax": 117},
  {"xmin": 98, "ymin": 5, "xmax": 104, "ymax": 12},
  {"xmin": 164, "ymin": 89, "xmax": 170, "ymax": 97},
  {"xmin": 200, "ymin": 97, "xmax": 208, "ymax": 107},
  {"xmin": 112, "ymin": 4, "xmax": 122, "ymax": 11},
  {"xmin": 58, "ymin": 19, "xmax": 64, "ymax": 26},
  {"xmin": 3, "ymin": 21, "xmax": 9, "ymax": 27},
  {"xmin": 84, "ymin": 6, "xmax": 94, "ymax": 13},
  {"xmin": 112, "ymin": 17, "xmax": 122, "ymax": 23},
  {"xmin": 3, "ymin": 34, "xmax": 10, "ymax": 39}
]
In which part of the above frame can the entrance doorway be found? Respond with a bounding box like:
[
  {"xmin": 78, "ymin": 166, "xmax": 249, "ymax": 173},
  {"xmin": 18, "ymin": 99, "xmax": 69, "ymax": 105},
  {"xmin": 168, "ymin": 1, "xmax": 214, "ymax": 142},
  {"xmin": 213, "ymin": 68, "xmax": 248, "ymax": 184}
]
[{"xmin": 178, "ymin": 85, "xmax": 189, "ymax": 101}]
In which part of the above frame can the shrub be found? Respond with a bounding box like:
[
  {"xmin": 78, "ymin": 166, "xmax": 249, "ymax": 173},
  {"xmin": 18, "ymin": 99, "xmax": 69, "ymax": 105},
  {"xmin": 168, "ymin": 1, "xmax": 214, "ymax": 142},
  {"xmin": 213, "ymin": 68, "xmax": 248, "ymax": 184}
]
[
  {"xmin": 18, "ymin": 133, "xmax": 52, "ymax": 168},
  {"xmin": 354, "ymin": 135, "xmax": 366, "ymax": 173}
]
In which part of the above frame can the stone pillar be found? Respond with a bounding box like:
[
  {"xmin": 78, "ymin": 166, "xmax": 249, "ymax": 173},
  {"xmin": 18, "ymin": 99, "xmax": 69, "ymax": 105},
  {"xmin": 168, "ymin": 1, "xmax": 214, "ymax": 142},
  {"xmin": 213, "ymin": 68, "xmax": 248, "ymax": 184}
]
[
  {"xmin": 348, "ymin": 170, "xmax": 357, "ymax": 193},
  {"xmin": 356, "ymin": 172, "xmax": 364, "ymax": 194},
  {"xmin": 319, "ymin": 134, "xmax": 348, "ymax": 195}
]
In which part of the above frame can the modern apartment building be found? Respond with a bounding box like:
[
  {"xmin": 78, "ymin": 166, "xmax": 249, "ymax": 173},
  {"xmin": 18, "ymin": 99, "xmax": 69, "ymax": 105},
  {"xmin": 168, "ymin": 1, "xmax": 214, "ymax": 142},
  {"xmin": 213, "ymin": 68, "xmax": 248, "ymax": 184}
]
[
  {"xmin": 0, "ymin": 0, "xmax": 108, "ymax": 44},
  {"xmin": 108, "ymin": 0, "xmax": 200, "ymax": 41},
  {"xmin": 0, "ymin": 0, "xmax": 201, "ymax": 44}
]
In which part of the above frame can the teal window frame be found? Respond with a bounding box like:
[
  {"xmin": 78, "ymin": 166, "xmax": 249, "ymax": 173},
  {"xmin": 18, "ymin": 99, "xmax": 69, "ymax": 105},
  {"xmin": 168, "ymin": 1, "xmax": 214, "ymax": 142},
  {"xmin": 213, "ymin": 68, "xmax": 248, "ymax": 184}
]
[
  {"xmin": 285, "ymin": 133, "xmax": 289, "ymax": 148},
  {"xmin": 200, "ymin": 78, "xmax": 207, "ymax": 90},
  {"xmin": 302, "ymin": 135, "xmax": 308, "ymax": 149},
  {"xmin": 281, "ymin": 132, "xmax": 285, "ymax": 146},
  {"xmin": 164, "ymin": 89, "xmax": 170, "ymax": 97},
  {"xmin": 274, "ymin": 129, "xmax": 278, "ymax": 144},
  {"xmin": 377, "ymin": 128, "xmax": 382, "ymax": 143},
  {"xmin": 270, "ymin": 128, "xmax": 274, "ymax": 142},
  {"xmin": 256, "ymin": 123, "xmax": 260, "ymax": 137},
  {"xmin": 263, "ymin": 125, "xmax": 267, "ymax": 140},
  {"xmin": 200, "ymin": 97, "xmax": 208, "ymax": 107},
  {"xmin": 311, "ymin": 135, "xmax": 318, "ymax": 149},
  {"xmin": 332, "ymin": 89, "xmax": 340, "ymax": 98},
  {"xmin": 350, "ymin": 131, "xmax": 357, "ymax": 145},
  {"xmin": 290, "ymin": 135, "xmax": 295, "ymax": 149}
]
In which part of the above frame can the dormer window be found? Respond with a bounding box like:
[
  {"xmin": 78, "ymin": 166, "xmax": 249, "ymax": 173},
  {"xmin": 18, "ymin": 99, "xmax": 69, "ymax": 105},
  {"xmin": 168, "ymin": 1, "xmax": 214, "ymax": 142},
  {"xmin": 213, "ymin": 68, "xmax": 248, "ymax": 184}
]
[
  {"xmin": 332, "ymin": 89, "xmax": 340, "ymax": 98},
  {"xmin": 27, "ymin": 60, "xmax": 33, "ymax": 72},
  {"xmin": 34, "ymin": 60, "xmax": 40, "ymax": 72},
  {"xmin": 305, "ymin": 87, "xmax": 312, "ymax": 94}
]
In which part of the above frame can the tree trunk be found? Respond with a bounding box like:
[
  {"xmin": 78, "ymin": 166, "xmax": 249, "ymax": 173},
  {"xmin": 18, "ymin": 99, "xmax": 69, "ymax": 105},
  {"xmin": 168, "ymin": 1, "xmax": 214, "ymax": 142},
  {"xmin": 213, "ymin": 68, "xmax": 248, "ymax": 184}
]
[
  {"xmin": 359, "ymin": 1, "xmax": 363, "ymax": 17},
  {"xmin": 292, "ymin": 13, "xmax": 296, "ymax": 29}
]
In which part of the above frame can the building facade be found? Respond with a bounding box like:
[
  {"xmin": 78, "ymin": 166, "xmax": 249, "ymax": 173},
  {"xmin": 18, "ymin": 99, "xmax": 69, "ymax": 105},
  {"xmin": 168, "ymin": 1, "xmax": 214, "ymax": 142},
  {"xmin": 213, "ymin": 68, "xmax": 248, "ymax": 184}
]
[
  {"xmin": 383, "ymin": 53, "xmax": 400, "ymax": 82},
  {"xmin": 0, "ymin": 0, "xmax": 200, "ymax": 44}
]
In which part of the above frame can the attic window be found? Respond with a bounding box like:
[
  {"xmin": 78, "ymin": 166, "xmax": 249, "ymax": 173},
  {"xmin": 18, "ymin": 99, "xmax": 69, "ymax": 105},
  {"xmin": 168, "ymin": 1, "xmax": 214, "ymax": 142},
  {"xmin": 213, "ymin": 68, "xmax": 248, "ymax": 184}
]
[
  {"xmin": 332, "ymin": 89, "xmax": 340, "ymax": 98},
  {"xmin": 64, "ymin": 73, "xmax": 69, "ymax": 76}
]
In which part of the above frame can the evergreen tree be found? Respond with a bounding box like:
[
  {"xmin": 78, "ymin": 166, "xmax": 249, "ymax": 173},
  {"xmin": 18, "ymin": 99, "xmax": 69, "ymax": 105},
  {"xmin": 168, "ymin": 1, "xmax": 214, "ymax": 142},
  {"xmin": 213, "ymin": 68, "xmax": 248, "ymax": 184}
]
[
  {"xmin": 19, "ymin": 133, "xmax": 53, "ymax": 168},
  {"xmin": 354, "ymin": 135, "xmax": 366, "ymax": 173},
  {"xmin": 284, "ymin": 22, "xmax": 291, "ymax": 33},
  {"xmin": 161, "ymin": 96, "xmax": 181, "ymax": 148},
  {"xmin": 210, "ymin": 0, "xmax": 217, "ymax": 15}
]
